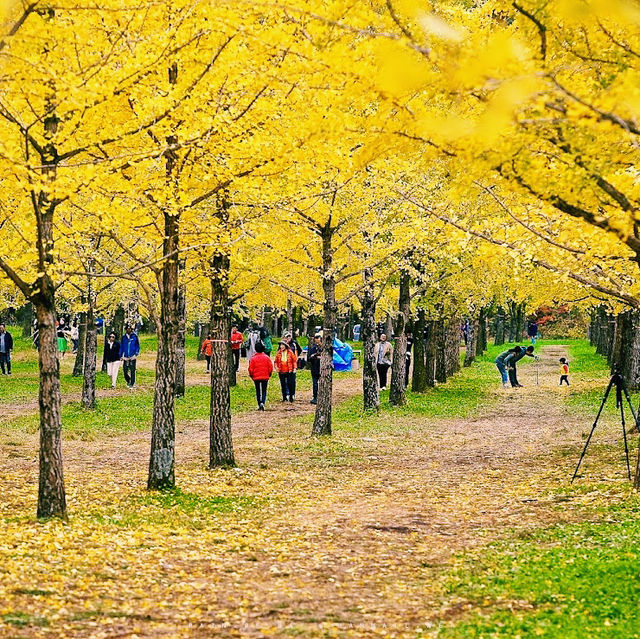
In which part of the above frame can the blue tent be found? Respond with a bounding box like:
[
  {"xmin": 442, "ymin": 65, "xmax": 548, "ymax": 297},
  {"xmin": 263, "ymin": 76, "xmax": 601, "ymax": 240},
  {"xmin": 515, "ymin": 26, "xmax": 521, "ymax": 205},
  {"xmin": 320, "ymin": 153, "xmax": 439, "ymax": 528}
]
[{"xmin": 333, "ymin": 337, "xmax": 353, "ymax": 372}]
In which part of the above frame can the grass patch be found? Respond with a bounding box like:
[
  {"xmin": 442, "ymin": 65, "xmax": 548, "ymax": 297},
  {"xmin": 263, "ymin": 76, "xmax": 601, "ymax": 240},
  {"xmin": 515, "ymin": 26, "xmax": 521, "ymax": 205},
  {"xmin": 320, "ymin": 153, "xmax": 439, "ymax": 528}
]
[
  {"xmin": 83, "ymin": 488, "xmax": 261, "ymax": 529},
  {"xmin": 439, "ymin": 498, "xmax": 640, "ymax": 637},
  {"xmin": 2, "ymin": 611, "xmax": 49, "ymax": 627}
]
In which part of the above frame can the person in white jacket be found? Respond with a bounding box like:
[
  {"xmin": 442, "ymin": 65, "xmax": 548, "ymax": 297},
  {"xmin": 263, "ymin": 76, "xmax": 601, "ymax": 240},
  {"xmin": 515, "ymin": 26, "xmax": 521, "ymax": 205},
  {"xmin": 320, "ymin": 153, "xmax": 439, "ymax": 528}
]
[{"xmin": 374, "ymin": 334, "xmax": 393, "ymax": 390}]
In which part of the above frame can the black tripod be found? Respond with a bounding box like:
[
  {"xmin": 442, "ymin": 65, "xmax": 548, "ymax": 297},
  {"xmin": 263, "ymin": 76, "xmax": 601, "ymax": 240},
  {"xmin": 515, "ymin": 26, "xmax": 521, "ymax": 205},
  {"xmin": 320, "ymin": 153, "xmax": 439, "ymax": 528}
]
[{"xmin": 571, "ymin": 368, "xmax": 638, "ymax": 483}]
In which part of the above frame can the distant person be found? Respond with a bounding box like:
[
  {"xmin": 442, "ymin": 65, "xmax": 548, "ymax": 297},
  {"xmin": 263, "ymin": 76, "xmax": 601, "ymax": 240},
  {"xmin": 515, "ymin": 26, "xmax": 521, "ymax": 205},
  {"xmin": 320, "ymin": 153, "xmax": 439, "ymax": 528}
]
[
  {"xmin": 119, "ymin": 325, "xmax": 140, "ymax": 389},
  {"xmin": 247, "ymin": 325, "xmax": 260, "ymax": 360},
  {"xmin": 307, "ymin": 333, "xmax": 323, "ymax": 404},
  {"xmin": 405, "ymin": 332, "xmax": 414, "ymax": 388},
  {"xmin": 284, "ymin": 331, "xmax": 302, "ymax": 356},
  {"xmin": 56, "ymin": 318, "xmax": 69, "ymax": 358},
  {"xmin": 70, "ymin": 322, "xmax": 79, "ymax": 354},
  {"xmin": 104, "ymin": 332, "xmax": 121, "ymax": 388},
  {"xmin": 374, "ymin": 333, "xmax": 393, "ymax": 390},
  {"xmin": 505, "ymin": 345, "xmax": 537, "ymax": 388},
  {"xmin": 0, "ymin": 323, "xmax": 13, "ymax": 375},
  {"xmin": 260, "ymin": 325, "xmax": 273, "ymax": 356},
  {"xmin": 527, "ymin": 320, "xmax": 539, "ymax": 345},
  {"xmin": 274, "ymin": 341, "xmax": 298, "ymax": 402},
  {"xmin": 559, "ymin": 357, "xmax": 570, "ymax": 386},
  {"xmin": 200, "ymin": 333, "xmax": 213, "ymax": 373},
  {"xmin": 248, "ymin": 341, "xmax": 273, "ymax": 411},
  {"xmin": 230, "ymin": 326, "xmax": 244, "ymax": 371}
]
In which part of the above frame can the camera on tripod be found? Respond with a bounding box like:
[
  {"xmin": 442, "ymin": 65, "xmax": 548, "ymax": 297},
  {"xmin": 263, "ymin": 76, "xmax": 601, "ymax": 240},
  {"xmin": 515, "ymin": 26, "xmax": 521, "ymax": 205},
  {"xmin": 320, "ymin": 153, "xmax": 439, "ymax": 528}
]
[{"xmin": 572, "ymin": 365, "xmax": 640, "ymax": 483}]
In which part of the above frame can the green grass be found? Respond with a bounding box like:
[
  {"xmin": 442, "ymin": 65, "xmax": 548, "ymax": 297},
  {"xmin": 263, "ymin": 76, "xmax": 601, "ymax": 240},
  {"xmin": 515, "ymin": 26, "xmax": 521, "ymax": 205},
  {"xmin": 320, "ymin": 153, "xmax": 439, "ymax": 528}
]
[
  {"xmin": 327, "ymin": 342, "xmax": 518, "ymax": 433},
  {"xmin": 563, "ymin": 340, "xmax": 637, "ymax": 418},
  {"xmin": 438, "ymin": 497, "xmax": 640, "ymax": 638},
  {"xmin": 82, "ymin": 488, "xmax": 261, "ymax": 528}
]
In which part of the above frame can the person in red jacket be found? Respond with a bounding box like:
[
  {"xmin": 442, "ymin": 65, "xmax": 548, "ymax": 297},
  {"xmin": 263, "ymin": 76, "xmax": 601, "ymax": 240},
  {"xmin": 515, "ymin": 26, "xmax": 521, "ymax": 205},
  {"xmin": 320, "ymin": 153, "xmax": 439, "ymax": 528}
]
[
  {"xmin": 274, "ymin": 341, "xmax": 298, "ymax": 402},
  {"xmin": 230, "ymin": 326, "xmax": 244, "ymax": 372},
  {"xmin": 200, "ymin": 333, "xmax": 213, "ymax": 373},
  {"xmin": 248, "ymin": 341, "xmax": 273, "ymax": 410}
]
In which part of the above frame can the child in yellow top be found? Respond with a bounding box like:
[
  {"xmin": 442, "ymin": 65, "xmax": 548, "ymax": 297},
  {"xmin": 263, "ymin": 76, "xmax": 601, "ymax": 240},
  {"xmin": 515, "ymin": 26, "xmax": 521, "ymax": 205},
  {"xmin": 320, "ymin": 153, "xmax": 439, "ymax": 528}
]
[{"xmin": 559, "ymin": 358, "xmax": 570, "ymax": 386}]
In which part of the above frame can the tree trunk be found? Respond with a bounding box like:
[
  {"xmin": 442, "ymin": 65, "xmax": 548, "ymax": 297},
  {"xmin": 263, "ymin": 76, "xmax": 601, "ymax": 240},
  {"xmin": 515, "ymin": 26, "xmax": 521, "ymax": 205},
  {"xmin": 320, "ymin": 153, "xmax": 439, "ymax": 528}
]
[
  {"xmin": 148, "ymin": 210, "xmax": 179, "ymax": 491},
  {"xmin": 508, "ymin": 301, "xmax": 517, "ymax": 342},
  {"xmin": 446, "ymin": 318, "xmax": 461, "ymax": 377},
  {"xmin": 385, "ymin": 313, "xmax": 393, "ymax": 339},
  {"xmin": 22, "ymin": 302, "xmax": 33, "ymax": 338},
  {"xmin": 72, "ymin": 311, "xmax": 86, "ymax": 377},
  {"xmin": 286, "ymin": 298, "xmax": 294, "ymax": 335},
  {"xmin": 412, "ymin": 310, "xmax": 428, "ymax": 392},
  {"xmin": 81, "ymin": 277, "xmax": 97, "ymax": 410},
  {"xmin": 494, "ymin": 307, "xmax": 505, "ymax": 346},
  {"xmin": 464, "ymin": 317, "xmax": 478, "ymax": 367},
  {"xmin": 477, "ymin": 307, "xmax": 488, "ymax": 354},
  {"xmin": 34, "ymin": 294, "xmax": 67, "ymax": 520},
  {"xmin": 175, "ymin": 279, "xmax": 186, "ymax": 398},
  {"xmin": 435, "ymin": 319, "xmax": 447, "ymax": 383},
  {"xmin": 209, "ymin": 243, "xmax": 235, "ymax": 467},
  {"xmin": 312, "ymin": 222, "xmax": 336, "ymax": 436},
  {"xmin": 516, "ymin": 303, "xmax": 525, "ymax": 341},
  {"xmin": 362, "ymin": 267, "xmax": 379, "ymax": 411},
  {"xmin": 389, "ymin": 271, "xmax": 410, "ymax": 406}
]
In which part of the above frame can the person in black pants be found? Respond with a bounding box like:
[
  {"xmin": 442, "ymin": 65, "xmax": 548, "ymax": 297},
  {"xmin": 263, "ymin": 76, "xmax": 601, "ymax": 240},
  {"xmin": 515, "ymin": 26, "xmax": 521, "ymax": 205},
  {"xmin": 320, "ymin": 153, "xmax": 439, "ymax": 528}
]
[
  {"xmin": 307, "ymin": 333, "xmax": 323, "ymax": 404},
  {"xmin": 0, "ymin": 323, "xmax": 13, "ymax": 375}
]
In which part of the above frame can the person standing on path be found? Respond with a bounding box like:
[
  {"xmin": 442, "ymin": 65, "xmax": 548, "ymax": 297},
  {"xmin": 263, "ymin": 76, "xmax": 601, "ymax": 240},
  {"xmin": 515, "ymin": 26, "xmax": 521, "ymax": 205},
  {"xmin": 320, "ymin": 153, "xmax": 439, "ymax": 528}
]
[
  {"xmin": 307, "ymin": 333, "xmax": 323, "ymax": 404},
  {"xmin": 248, "ymin": 341, "xmax": 273, "ymax": 410},
  {"xmin": 104, "ymin": 332, "xmax": 121, "ymax": 388},
  {"xmin": 231, "ymin": 326, "xmax": 244, "ymax": 371},
  {"xmin": 505, "ymin": 345, "xmax": 537, "ymax": 387},
  {"xmin": 119, "ymin": 325, "xmax": 140, "ymax": 389},
  {"xmin": 260, "ymin": 325, "xmax": 273, "ymax": 357},
  {"xmin": 200, "ymin": 333, "xmax": 213, "ymax": 373},
  {"xmin": 559, "ymin": 358, "xmax": 570, "ymax": 386},
  {"xmin": 374, "ymin": 334, "xmax": 393, "ymax": 390},
  {"xmin": 70, "ymin": 322, "xmax": 79, "ymax": 354},
  {"xmin": 0, "ymin": 323, "xmax": 13, "ymax": 375},
  {"xmin": 274, "ymin": 341, "xmax": 298, "ymax": 402},
  {"xmin": 56, "ymin": 318, "xmax": 69, "ymax": 358},
  {"xmin": 247, "ymin": 325, "xmax": 260, "ymax": 360}
]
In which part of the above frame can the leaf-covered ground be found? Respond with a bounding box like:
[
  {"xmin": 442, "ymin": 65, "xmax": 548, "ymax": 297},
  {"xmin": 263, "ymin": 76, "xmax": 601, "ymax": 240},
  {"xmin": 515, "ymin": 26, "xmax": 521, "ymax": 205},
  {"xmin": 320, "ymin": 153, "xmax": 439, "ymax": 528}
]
[{"xmin": 2, "ymin": 338, "xmax": 640, "ymax": 637}]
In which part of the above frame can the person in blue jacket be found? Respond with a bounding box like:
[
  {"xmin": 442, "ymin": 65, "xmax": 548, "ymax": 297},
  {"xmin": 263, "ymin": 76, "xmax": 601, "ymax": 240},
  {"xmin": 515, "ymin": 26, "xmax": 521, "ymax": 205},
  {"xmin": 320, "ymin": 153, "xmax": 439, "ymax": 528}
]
[
  {"xmin": 119, "ymin": 325, "xmax": 140, "ymax": 389},
  {"xmin": 505, "ymin": 345, "xmax": 536, "ymax": 388}
]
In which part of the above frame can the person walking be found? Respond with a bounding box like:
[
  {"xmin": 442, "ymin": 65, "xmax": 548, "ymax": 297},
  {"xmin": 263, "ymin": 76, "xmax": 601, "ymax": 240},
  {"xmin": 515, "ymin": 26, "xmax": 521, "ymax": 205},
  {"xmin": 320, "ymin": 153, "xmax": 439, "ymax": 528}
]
[
  {"xmin": 104, "ymin": 331, "xmax": 121, "ymax": 388},
  {"xmin": 119, "ymin": 325, "xmax": 140, "ymax": 389},
  {"xmin": 505, "ymin": 345, "xmax": 537, "ymax": 387},
  {"xmin": 0, "ymin": 323, "xmax": 14, "ymax": 375},
  {"xmin": 527, "ymin": 320, "xmax": 539, "ymax": 345},
  {"xmin": 559, "ymin": 357, "xmax": 570, "ymax": 386},
  {"xmin": 248, "ymin": 342, "xmax": 273, "ymax": 410},
  {"xmin": 260, "ymin": 326, "xmax": 273, "ymax": 356},
  {"xmin": 274, "ymin": 341, "xmax": 298, "ymax": 402},
  {"xmin": 231, "ymin": 326, "xmax": 244, "ymax": 371},
  {"xmin": 247, "ymin": 325, "xmax": 260, "ymax": 360},
  {"xmin": 307, "ymin": 333, "xmax": 323, "ymax": 404},
  {"xmin": 56, "ymin": 318, "xmax": 69, "ymax": 358},
  {"xmin": 374, "ymin": 333, "xmax": 393, "ymax": 390},
  {"xmin": 70, "ymin": 322, "xmax": 79, "ymax": 354},
  {"xmin": 200, "ymin": 333, "xmax": 213, "ymax": 373}
]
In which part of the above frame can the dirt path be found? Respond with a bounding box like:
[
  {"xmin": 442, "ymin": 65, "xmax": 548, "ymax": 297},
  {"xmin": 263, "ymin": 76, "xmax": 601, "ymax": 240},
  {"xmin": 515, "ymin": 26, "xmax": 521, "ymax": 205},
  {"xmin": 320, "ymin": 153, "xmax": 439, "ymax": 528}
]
[{"xmin": 1, "ymin": 345, "xmax": 610, "ymax": 638}]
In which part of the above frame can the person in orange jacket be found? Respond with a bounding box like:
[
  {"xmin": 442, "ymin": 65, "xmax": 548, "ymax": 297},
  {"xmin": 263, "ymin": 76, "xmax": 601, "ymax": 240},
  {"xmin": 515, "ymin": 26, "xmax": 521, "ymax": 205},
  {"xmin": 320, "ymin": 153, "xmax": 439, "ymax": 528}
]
[
  {"xmin": 274, "ymin": 341, "xmax": 298, "ymax": 402},
  {"xmin": 230, "ymin": 326, "xmax": 244, "ymax": 371},
  {"xmin": 200, "ymin": 333, "xmax": 213, "ymax": 373},
  {"xmin": 248, "ymin": 342, "xmax": 273, "ymax": 410}
]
